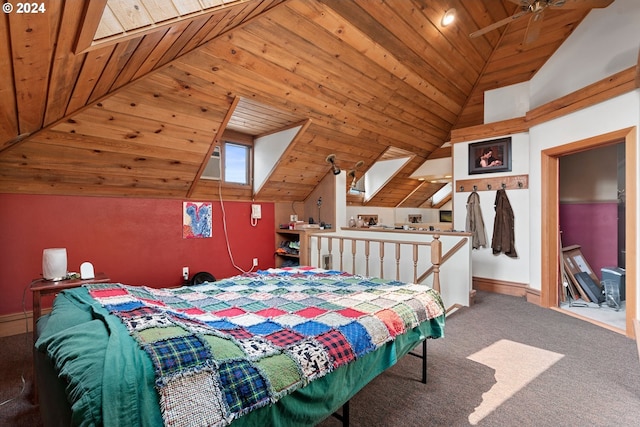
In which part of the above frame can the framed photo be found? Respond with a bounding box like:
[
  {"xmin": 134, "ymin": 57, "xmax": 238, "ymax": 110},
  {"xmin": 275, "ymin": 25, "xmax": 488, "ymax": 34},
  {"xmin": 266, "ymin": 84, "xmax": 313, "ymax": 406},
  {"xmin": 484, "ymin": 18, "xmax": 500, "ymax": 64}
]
[
  {"xmin": 408, "ymin": 214, "xmax": 422, "ymax": 224},
  {"xmin": 358, "ymin": 214, "xmax": 378, "ymax": 226},
  {"xmin": 468, "ymin": 137, "xmax": 512, "ymax": 175},
  {"xmin": 439, "ymin": 210, "xmax": 452, "ymax": 223}
]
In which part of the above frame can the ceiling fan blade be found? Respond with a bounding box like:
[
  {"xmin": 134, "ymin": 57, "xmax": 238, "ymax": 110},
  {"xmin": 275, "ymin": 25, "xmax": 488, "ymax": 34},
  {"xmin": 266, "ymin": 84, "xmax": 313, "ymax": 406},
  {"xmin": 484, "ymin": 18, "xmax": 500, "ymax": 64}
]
[
  {"xmin": 550, "ymin": 0, "xmax": 614, "ymax": 9},
  {"xmin": 469, "ymin": 9, "xmax": 530, "ymax": 38},
  {"xmin": 524, "ymin": 10, "xmax": 545, "ymax": 44}
]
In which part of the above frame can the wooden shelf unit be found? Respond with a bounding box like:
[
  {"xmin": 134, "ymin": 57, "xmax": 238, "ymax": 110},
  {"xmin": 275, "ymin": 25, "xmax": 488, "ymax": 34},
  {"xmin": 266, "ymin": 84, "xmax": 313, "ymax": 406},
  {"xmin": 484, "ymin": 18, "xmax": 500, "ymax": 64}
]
[{"xmin": 275, "ymin": 229, "xmax": 310, "ymax": 267}]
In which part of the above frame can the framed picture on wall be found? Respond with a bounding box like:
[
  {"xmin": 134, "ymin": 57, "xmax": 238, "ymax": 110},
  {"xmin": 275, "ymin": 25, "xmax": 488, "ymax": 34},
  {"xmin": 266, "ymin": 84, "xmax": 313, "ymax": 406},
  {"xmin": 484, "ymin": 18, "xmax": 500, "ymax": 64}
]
[
  {"xmin": 358, "ymin": 214, "xmax": 378, "ymax": 226},
  {"xmin": 468, "ymin": 137, "xmax": 512, "ymax": 174},
  {"xmin": 439, "ymin": 210, "xmax": 452, "ymax": 223},
  {"xmin": 408, "ymin": 214, "xmax": 422, "ymax": 223}
]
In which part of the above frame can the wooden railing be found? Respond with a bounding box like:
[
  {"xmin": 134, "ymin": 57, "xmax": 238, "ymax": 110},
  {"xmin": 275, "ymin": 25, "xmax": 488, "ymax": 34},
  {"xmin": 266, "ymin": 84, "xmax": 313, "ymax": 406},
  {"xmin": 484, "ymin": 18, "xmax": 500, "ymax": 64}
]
[
  {"xmin": 305, "ymin": 232, "xmax": 471, "ymax": 307},
  {"xmin": 309, "ymin": 234, "xmax": 445, "ymax": 292}
]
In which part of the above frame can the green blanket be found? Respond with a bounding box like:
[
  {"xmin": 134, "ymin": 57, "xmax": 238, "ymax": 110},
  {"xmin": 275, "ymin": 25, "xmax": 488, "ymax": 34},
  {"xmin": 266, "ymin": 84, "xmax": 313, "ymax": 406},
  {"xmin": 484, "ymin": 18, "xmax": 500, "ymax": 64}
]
[{"xmin": 36, "ymin": 287, "xmax": 162, "ymax": 426}]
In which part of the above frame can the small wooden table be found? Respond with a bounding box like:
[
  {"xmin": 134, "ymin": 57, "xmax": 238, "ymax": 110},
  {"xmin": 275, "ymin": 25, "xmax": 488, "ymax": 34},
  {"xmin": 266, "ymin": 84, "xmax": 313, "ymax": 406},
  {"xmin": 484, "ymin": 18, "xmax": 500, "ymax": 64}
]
[
  {"xmin": 30, "ymin": 273, "xmax": 110, "ymax": 403},
  {"xmin": 31, "ymin": 272, "xmax": 111, "ymax": 338}
]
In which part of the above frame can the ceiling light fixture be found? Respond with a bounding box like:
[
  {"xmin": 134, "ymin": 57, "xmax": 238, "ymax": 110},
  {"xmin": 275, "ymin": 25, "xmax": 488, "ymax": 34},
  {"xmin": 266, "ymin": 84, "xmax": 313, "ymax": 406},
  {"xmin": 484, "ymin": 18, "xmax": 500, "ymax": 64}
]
[
  {"xmin": 441, "ymin": 8, "xmax": 456, "ymax": 27},
  {"xmin": 348, "ymin": 169, "xmax": 357, "ymax": 188},
  {"xmin": 325, "ymin": 154, "xmax": 341, "ymax": 175},
  {"xmin": 347, "ymin": 160, "xmax": 365, "ymax": 188}
]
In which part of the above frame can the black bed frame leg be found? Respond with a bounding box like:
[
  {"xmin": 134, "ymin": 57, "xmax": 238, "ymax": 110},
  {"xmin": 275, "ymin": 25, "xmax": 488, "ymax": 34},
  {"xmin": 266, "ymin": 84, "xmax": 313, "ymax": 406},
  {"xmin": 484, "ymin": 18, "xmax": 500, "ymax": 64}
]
[
  {"xmin": 408, "ymin": 339, "xmax": 428, "ymax": 384},
  {"xmin": 332, "ymin": 340, "xmax": 426, "ymax": 426},
  {"xmin": 332, "ymin": 400, "xmax": 349, "ymax": 427},
  {"xmin": 421, "ymin": 339, "xmax": 427, "ymax": 384},
  {"xmin": 342, "ymin": 400, "xmax": 349, "ymax": 427}
]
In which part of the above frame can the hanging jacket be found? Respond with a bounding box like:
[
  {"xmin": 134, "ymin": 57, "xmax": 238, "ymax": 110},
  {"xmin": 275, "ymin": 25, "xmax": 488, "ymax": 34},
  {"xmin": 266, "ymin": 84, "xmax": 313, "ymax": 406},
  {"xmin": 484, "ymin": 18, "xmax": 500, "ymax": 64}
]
[
  {"xmin": 492, "ymin": 188, "xmax": 517, "ymax": 257},
  {"xmin": 465, "ymin": 191, "xmax": 487, "ymax": 249}
]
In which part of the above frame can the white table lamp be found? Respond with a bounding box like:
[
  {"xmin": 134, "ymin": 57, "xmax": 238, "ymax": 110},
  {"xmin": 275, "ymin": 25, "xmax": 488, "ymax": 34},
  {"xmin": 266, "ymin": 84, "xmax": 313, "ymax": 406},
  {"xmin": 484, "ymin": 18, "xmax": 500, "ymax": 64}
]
[{"xmin": 43, "ymin": 248, "xmax": 67, "ymax": 281}]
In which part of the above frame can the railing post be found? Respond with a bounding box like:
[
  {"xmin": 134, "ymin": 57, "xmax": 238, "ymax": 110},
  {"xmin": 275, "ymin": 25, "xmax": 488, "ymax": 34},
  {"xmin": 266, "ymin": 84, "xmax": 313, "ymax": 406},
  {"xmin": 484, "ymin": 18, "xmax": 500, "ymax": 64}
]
[
  {"xmin": 351, "ymin": 238, "xmax": 357, "ymax": 275},
  {"xmin": 431, "ymin": 235, "xmax": 442, "ymax": 292},
  {"xmin": 412, "ymin": 244, "xmax": 418, "ymax": 283},
  {"xmin": 379, "ymin": 242, "xmax": 384, "ymax": 279},
  {"xmin": 395, "ymin": 243, "xmax": 401, "ymax": 281},
  {"xmin": 365, "ymin": 240, "xmax": 370, "ymax": 277}
]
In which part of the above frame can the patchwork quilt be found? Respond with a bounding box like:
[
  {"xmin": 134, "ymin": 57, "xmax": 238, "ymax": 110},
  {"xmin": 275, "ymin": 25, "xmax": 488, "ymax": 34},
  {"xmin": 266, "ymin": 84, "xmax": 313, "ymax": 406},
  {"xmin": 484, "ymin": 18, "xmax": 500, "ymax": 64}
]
[{"xmin": 85, "ymin": 267, "xmax": 444, "ymax": 427}]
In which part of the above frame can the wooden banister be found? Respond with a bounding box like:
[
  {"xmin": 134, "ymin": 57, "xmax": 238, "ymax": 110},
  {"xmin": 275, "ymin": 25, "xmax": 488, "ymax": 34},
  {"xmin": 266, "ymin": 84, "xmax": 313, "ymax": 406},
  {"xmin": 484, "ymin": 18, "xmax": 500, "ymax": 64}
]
[
  {"xmin": 416, "ymin": 238, "xmax": 468, "ymax": 283},
  {"xmin": 308, "ymin": 233, "xmax": 465, "ymax": 291}
]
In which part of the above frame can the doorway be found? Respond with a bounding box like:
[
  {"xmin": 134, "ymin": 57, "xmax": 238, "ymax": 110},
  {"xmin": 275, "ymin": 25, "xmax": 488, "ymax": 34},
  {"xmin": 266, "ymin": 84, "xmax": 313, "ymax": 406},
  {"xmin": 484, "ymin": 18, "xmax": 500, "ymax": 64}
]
[
  {"xmin": 558, "ymin": 144, "xmax": 625, "ymax": 330},
  {"xmin": 540, "ymin": 127, "xmax": 637, "ymax": 338}
]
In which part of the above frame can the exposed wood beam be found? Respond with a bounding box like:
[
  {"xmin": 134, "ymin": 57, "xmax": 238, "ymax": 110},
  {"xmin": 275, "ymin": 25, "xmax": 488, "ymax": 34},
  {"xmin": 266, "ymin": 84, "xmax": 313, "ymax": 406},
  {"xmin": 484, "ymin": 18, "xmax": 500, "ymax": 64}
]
[
  {"xmin": 451, "ymin": 66, "xmax": 638, "ymax": 144},
  {"xmin": 526, "ymin": 66, "xmax": 638, "ymax": 125},
  {"xmin": 73, "ymin": 0, "xmax": 108, "ymax": 54},
  {"xmin": 395, "ymin": 180, "xmax": 426, "ymax": 208},
  {"xmin": 450, "ymin": 117, "xmax": 528, "ymax": 143}
]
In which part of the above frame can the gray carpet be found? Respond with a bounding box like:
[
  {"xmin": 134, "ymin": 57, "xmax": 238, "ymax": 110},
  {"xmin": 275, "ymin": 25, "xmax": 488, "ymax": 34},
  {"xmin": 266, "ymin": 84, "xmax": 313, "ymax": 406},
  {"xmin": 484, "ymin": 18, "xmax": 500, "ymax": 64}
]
[
  {"xmin": 318, "ymin": 291, "xmax": 640, "ymax": 426},
  {"xmin": 2, "ymin": 291, "xmax": 640, "ymax": 426}
]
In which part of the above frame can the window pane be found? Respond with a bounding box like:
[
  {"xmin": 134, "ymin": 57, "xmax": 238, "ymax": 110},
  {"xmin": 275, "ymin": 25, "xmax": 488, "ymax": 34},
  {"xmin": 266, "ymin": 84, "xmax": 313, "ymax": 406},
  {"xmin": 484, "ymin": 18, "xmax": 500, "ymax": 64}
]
[{"xmin": 224, "ymin": 143, "xmax": 249, "ymax": 184}]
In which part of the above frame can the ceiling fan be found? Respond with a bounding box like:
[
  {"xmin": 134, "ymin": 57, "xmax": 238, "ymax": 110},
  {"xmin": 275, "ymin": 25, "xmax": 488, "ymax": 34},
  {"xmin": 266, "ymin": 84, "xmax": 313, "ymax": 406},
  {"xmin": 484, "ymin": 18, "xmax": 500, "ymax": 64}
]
[{"xmin": 469, "ymin": 0, "xmax": 614, "ymax": 45}]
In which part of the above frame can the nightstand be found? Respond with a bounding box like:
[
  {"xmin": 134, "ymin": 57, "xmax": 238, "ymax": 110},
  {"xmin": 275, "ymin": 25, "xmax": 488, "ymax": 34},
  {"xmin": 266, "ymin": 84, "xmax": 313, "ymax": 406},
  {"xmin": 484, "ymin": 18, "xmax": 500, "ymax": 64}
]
[
  {"xmin": 30, "ymin": 273, "xmax": 110, "ymax": 403},
  {"xmin": 31, "ymin": 272, "xmax": 110, "ymax": 339}
]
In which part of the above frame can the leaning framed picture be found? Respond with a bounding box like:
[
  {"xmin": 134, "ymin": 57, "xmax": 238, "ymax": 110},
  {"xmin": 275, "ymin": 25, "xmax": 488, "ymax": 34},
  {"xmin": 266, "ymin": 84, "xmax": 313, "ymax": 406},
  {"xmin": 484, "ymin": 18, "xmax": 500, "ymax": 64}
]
[{"xmin": 468, "ymin": 137, "xmax": 512, "ymax": 174}]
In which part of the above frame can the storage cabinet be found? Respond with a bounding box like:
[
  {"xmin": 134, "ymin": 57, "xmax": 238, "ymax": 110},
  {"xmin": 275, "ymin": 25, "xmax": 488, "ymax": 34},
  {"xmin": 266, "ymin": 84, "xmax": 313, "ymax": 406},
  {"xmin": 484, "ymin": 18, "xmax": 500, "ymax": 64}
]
[{"xmin": 275, "ymin": 230, "xmax": 309, "ymax": 267}]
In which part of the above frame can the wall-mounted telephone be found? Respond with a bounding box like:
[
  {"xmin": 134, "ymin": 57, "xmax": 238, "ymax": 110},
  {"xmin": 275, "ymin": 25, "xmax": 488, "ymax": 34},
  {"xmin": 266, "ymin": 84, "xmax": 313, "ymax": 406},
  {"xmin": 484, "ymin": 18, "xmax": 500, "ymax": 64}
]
[{"xmin": 251, "ymin": 204, "xmax": 262, "ymax": 219}]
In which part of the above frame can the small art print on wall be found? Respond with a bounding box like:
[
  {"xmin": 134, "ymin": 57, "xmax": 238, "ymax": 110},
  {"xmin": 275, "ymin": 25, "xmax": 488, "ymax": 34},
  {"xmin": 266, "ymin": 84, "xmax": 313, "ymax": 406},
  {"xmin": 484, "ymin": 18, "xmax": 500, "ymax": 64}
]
[
  {"xmin": 183, "ymin": 201, "xmax": 212, "ymax": 239},
  {"xmin": 469, "ymin": 137, "xmax": 512, "ymax": 175},
  {"xmin": 408, "ymin": 214, "xmax": 422, "ymax": 224}
]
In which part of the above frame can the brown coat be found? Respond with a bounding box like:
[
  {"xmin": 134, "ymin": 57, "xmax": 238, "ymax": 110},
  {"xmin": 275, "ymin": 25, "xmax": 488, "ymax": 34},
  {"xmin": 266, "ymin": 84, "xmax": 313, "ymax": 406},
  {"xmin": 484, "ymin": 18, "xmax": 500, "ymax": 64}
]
[{"xmin": 491, "ymin": 189, "xmax": 517, "ymax": 257}]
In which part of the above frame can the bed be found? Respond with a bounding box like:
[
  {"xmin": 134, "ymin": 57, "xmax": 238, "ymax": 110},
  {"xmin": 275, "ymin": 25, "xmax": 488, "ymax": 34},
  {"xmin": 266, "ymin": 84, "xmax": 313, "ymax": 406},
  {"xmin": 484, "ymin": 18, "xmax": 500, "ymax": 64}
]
[{"xmin": 34, "ymin": 266, "xmax": 445, "ymax": 426}]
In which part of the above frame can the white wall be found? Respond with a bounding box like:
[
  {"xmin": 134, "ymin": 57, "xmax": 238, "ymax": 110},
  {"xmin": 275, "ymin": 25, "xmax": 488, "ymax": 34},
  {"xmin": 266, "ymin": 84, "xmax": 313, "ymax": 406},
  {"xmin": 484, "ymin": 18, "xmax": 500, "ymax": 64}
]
[
  {"xmin": 253, "ymin": 126, "xmax": 301, "ymax": 194},
  {"xmin": 560, "ymin": 145, "xmax": 618, "ymax": 202},
  {"xmin": 530, "ymin": 0, "xmax": 640, "ymax": 108},
  {"xmin": 484, "ymin": 81, "xmax": 529, "ymax": 123},
  {"xmin": 462, "ymin": 0, "xmax": 640, "ymax": 314},
  {"xmin": 453, "ymin": 133, "xmax": 530, "ymax": 283},
  {"xmin": 364, "ymin": 157, "xmax": 410, "ymax": 202}
]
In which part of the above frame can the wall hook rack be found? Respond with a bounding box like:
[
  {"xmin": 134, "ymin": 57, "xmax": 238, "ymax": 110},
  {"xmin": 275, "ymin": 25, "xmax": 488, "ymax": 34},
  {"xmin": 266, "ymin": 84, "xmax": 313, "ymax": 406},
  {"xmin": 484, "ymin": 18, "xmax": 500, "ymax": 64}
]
[{"xmin": 456, "ymin": 174, "xmax": 529, "ymax": 192}]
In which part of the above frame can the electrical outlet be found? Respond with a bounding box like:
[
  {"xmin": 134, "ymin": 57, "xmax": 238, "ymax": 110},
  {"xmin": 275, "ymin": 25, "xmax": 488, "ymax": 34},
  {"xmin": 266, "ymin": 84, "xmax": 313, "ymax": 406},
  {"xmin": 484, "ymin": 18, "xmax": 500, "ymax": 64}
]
[
  {"xmin": 252, "ymin": 258, "xmax": 258, "ymax": 267},
  {"xmin": 182, "ymin": 267, "xmax": 189, "ymax": 281}
]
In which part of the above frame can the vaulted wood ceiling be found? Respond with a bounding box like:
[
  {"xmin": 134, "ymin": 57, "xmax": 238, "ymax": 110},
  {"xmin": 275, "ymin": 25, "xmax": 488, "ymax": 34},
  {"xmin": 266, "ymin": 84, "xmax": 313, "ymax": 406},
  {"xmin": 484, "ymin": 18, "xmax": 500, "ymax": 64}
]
[{"xmin": 0, "ymin": 0, "xmax": 610, "ymax": 206}]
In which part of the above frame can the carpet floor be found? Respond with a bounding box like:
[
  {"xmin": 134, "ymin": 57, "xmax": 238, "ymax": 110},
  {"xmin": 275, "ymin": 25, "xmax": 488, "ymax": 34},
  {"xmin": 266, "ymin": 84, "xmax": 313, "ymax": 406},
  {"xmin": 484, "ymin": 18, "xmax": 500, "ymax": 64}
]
[
  {"xmin": 318, "ymin": 291, "xmax": 640, "ymax": 426},
  {"xmin": 2, "ymin": 291, "xmax": 640, "ymax": 426}
]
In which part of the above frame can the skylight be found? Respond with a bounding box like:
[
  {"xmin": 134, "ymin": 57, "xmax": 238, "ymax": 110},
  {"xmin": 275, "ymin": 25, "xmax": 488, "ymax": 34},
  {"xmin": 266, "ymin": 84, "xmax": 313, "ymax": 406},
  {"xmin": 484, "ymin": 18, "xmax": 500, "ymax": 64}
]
[
  {"xmin": 77, "ymin": 0, "xmax": 251, "ymax": 52},
  {"xmin": 431, "ymin": 182, "xmax": 452, "ymax": 206}
]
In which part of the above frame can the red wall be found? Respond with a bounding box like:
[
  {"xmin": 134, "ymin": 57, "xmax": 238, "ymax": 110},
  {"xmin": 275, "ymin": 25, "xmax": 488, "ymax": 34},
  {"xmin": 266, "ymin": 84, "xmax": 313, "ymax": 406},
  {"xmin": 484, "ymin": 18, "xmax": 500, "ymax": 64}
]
[
  {"xmin": 0, "ymin": 194, "xmax": 275, "ymax": 315},
  {"xmin": 559, "ymin": 202, "xmax": 618, "ymax": 280}
]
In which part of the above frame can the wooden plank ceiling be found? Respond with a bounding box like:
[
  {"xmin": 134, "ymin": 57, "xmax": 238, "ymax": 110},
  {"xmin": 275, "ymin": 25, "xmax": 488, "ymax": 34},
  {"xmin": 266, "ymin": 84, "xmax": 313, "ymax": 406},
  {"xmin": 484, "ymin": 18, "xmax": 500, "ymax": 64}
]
[{"xmin": 0, "ymin": 0, "xmax": 608, "ymax": 206}]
